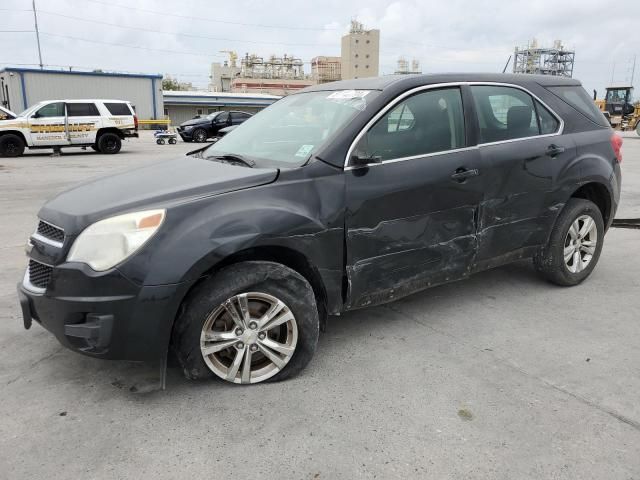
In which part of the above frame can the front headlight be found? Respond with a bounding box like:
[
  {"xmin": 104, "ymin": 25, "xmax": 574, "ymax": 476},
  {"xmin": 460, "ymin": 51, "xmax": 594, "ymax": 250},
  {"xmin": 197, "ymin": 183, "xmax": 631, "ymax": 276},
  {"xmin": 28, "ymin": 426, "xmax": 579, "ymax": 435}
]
[{"xmin": 67, "ymin": 209, "xmax": 165, "ymax": 271}]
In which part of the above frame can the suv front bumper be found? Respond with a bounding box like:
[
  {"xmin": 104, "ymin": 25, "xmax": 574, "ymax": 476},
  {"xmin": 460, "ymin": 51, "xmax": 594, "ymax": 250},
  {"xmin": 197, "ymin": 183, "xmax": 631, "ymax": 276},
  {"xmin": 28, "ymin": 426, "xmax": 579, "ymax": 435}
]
[{"xmin": 17, "ymin": 264, "xmax": 189, "ymax": 361}]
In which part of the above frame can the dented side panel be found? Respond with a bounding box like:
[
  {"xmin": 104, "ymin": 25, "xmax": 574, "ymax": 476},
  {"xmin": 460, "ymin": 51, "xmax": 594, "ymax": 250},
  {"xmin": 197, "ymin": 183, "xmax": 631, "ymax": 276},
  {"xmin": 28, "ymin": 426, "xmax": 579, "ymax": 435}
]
[
  {"xmin": 475, "ymin": 134, "xmax": 578, "ymax": 263},
  {"xmin": 344, "ymin": 148, "xmax": 488, "ymax": 309}
]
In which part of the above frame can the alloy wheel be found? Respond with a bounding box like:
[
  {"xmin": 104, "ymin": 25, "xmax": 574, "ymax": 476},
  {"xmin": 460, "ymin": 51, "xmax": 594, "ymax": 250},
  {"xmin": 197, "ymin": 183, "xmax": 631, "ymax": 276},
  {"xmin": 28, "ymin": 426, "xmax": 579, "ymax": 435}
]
[
  {"xmin": 564, "ymin": 214, "xmax": 598, "ymax": 273},
  {"xmin": 194, "ymin": 130, "xmax": 207, "ymax": 142},
  {"xmin": 200, "ymin": 292, "xmax": 298, "ymax": 384}
]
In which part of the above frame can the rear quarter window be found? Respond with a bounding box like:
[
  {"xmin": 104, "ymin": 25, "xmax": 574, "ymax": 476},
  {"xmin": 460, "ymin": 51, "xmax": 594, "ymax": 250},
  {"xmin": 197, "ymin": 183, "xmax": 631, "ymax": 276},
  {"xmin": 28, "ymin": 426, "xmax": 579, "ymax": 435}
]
[
  {"xmin": 104, "ymin": 102, "xmax": 133, "ymax": 116},
  {"xmin": 546, "ymin": 86, "xmax": 609, "ymax": 127}
]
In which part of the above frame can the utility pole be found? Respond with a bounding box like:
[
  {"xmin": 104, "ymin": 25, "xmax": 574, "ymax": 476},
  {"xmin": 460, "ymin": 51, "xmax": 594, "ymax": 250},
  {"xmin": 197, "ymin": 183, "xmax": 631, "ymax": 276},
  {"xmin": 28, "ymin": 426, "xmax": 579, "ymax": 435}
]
[
  {"xmin": 32, "ymin": 0, "xmax": 43, "ymax": 69},
  {"xmin": 631, "ymin": 54, "xmax": 637, "ymax": 87}
]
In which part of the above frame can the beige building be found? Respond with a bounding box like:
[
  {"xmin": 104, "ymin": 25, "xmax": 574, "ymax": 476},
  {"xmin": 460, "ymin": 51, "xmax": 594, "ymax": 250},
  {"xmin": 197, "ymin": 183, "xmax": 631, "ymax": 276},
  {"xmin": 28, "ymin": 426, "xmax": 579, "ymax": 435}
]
[
  {"xmin": 340, "ymin": 20, "xmax": 380, "ymax": 80},
  {"xmin": 210, "ymin": 61, "xmax": 242, "ymax": 92},
  {"xmin": 311, "ymin": 56, "xmax": 342, "ymax": 84}
]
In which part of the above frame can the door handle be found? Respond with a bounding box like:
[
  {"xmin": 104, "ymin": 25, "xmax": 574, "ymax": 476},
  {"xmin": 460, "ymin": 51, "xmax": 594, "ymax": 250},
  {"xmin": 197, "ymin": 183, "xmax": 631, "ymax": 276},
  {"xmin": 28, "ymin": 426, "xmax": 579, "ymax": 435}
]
[
  {"xmin": 546, "ymin": 144, "xmax": 565, "ymax": 157},
  {"xmin": 451, "ymin": 168, "xmax": 480, "ymax": 182}
]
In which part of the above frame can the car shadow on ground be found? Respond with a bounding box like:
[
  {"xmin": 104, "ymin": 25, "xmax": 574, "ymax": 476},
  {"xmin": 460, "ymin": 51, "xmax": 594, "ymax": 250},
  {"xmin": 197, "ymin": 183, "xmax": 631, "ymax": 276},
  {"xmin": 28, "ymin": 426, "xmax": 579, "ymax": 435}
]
[{"xmin": 20, "ymin": 259, "xmax": 549, "ymax": 397}]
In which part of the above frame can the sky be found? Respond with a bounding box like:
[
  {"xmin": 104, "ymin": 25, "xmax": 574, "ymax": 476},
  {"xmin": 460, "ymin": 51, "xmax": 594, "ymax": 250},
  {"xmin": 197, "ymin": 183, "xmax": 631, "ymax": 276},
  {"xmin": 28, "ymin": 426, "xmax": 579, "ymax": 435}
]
[{"xmin": 1, "ymin": 0, "xmax": 638, "ymax": 97}]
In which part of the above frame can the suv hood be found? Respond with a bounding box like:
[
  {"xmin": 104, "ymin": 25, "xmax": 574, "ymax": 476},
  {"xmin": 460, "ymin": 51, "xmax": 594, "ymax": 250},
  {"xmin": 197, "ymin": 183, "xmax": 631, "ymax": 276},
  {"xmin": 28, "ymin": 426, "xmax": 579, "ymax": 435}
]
[
  {"xmin": 0, "ymin": 106, "xmax": 16, "ymax": 120},
  {"xmin": 39, "ymin": 156, "xmax": 278, "ymax": 233},
  {"xmin": 180, "ymin": 118, "xmax": 209, "ymax": 127}
]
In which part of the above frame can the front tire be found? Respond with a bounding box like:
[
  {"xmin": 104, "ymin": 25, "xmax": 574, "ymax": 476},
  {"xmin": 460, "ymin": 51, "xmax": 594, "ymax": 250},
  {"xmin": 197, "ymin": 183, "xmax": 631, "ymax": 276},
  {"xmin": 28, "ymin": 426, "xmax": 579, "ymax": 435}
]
[
  {"xmin": 172, "ymin": 261, "xmax": 319, "ymax": 384},
  {"xmin": 97, "ymin": 133, "xmax": 122, "ymax": 154},
  {"xmin": 534, "ymin": 198, "xmax": 604, "ymax": 286},
  {"xmin": 192, "ymin": 128, "xmax": 208, "ymax": 143},
  {"xmin": 0, "ymin": 134, "xmax": 25, "ymax": 157}
]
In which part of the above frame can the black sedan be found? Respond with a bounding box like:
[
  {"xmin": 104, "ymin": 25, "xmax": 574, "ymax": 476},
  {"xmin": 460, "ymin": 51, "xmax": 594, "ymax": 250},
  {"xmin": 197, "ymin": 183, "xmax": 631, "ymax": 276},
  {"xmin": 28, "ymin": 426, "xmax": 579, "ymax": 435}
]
[{"xmin": 176, "ymin": 110, "xmax": 252, "ymax": 142}]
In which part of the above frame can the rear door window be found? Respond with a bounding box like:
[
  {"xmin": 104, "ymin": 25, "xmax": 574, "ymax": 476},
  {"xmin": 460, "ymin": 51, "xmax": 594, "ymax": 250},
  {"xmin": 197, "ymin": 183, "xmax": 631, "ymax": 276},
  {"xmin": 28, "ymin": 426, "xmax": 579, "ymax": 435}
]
[
  {"xmin": 470, "ymin": 86, "xmax": 540, "ymax": 143},
  {"xmin": 546, "ymin": 86, "xmax": 609, "ymax": 127},
  {"xmin": 535, "ymin": 100, "xmax": 560, "ymax": 134},
  {"xmin": 104, "ymin": 102, "xmax": 133, "ymax": 116},
  {"xmin": 66, "ymin": 103, "xmax": 100, "ymax": 117},
  {"xmin": 231, "ymin": 112, "xmax": 251, "ymax": 123}
]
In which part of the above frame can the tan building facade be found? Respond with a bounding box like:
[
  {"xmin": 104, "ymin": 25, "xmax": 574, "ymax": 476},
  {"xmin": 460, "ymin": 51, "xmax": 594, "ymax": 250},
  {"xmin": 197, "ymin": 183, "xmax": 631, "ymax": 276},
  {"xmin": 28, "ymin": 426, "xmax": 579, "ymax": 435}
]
[
  {"xmin": 311, "ymin": 56, "xmax": 342, "ymax": 84},
  {"xmin": 340, "ymin": 21, "xmax": 380, "ymax": 80},
  {"xmin": 210, "ymin": 62, "xmax": 242, "ymax": 92}
]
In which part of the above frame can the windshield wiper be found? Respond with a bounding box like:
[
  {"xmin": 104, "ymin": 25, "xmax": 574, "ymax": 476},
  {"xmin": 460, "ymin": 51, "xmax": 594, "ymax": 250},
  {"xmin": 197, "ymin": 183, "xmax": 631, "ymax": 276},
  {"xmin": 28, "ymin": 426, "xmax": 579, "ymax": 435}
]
[{"xmin": 210, "ymin": 154, "xmax": 256, "ymax": 168}]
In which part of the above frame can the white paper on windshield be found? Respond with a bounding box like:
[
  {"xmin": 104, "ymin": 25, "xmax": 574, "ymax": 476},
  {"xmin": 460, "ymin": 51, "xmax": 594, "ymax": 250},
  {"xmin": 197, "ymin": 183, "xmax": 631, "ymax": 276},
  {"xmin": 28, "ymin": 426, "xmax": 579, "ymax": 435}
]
[
  {"xmin": 327, "ymin": 90, "xmax": 370, "ymax": 100},
  {"xmin": 295, "ymin": 144, "xmax": 314, "ymax": 158}
]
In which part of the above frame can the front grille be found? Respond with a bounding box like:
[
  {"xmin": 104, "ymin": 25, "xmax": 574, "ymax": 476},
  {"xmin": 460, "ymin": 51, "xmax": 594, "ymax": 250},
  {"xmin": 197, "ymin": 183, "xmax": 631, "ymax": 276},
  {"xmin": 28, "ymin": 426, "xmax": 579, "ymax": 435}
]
[
  {"xmin": 36, "ymin": 221, "xmax": 64, "ymax": 243},
  {"xmin": 28, "ymin": 260, "xmax": 53, "ymax": 289}
]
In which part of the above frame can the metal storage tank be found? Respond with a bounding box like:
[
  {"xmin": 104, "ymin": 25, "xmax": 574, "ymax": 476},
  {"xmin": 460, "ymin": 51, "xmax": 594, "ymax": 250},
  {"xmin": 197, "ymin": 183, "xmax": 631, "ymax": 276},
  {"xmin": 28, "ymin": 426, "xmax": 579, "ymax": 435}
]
[{"xmin": 0, "ymin": 68, "xmax": 163, "ymax": 119}]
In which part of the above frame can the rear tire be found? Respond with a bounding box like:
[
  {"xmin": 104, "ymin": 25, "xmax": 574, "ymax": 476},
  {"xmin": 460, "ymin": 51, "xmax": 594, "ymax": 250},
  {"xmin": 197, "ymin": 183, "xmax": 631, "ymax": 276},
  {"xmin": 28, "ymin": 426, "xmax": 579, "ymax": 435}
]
[
  {"xmin": 0, "ymin": 134, "xmax": 25, "ymax": 157},
  {"xmin": 533, "ymin": 198, "xmax": 604, "ymax": 286},
  {"xmin": 97, "ymin": 133, "xmax": 122, "ymax": 154},
  {"xmin": 172, "ymin": 261, "xmax": 319, "ymax": 384},
  {"xmin": 192, "ymin": 128, "xmax": 208, "ymax": 143}
]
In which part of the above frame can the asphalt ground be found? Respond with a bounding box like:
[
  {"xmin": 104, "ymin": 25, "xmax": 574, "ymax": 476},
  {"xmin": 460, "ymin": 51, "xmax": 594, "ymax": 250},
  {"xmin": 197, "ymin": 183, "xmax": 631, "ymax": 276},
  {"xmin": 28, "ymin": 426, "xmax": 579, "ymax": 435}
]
[{"xmin": 1, "ymin": 131, "xmax": 639, "ymax": 479}]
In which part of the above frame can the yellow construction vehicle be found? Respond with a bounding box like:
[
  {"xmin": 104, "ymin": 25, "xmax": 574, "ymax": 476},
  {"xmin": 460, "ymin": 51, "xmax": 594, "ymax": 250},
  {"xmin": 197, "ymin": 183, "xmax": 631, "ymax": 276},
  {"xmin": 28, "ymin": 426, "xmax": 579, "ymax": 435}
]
[{"xmin": 594, "ymin": 85, "xmax": 640, "ymax": 134}]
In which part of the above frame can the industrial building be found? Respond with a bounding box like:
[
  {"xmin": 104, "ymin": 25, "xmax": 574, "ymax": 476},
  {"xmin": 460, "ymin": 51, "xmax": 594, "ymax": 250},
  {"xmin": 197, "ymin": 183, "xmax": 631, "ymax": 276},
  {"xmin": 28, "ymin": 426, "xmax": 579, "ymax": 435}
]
[
  {"xmin": 229, "ymin": 53, "xmax": 314, "ymax": 95},
  {"xmin": 163, "ymin": 90, "xmax": 280, "ymax": 125},
  {"xmin": 311, "ymin": 56, "xmax": 342, "ymax": 83},
  {"xmin": 513, "ymin": 39, "xmax": 575, "ymax": 77},
  {"xmin": 209, "ymin": 51, "xmax": 242, "ymax": 92},
  {"xmin": 209, "ymin": 20, "xmax": 381, "ymax": 92},
  {"xmin": 394, "ymin": 57, "xmax": 422, "ymax": 75},
  {"xmin": 341, "ymin": 20, "xmax": 380, "ymax": 80},
  {"xmin": 0, "ymin": 67, "xmax": 163, "ymax": 119}
]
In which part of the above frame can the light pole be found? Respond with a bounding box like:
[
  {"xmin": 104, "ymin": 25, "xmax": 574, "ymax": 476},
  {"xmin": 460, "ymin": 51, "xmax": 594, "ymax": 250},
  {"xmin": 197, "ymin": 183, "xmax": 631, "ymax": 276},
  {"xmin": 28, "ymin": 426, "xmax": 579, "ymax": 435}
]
[{"xmin": 32, "ymin": 0, "xmax": 43, "ymax": 69}]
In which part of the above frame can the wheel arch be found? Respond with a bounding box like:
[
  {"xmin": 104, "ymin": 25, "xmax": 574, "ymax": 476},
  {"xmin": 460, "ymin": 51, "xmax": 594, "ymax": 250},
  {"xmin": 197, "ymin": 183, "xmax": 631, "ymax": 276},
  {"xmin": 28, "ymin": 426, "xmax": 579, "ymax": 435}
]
[
  {"xmin": 570, "ymin": 181, "xmax": 612, "ymax": 228},
  {"xmin": 171, "ymin": 245, "xmax": 330, "ymax": 343},
  {"xmin": 96, "ymin": 127, "xmax": 125, "ymax": 140},
  {"xmin": 0, "ymin": 130, "xmax": 27, "ymax": 144}
]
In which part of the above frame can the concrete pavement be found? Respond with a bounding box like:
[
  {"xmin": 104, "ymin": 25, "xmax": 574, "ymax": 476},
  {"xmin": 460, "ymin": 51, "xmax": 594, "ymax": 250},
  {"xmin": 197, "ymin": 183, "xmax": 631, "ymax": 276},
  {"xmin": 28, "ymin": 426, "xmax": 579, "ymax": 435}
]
[{"xmin": 1, "ymin": 131, "xmax": 639, "ymax": 479}]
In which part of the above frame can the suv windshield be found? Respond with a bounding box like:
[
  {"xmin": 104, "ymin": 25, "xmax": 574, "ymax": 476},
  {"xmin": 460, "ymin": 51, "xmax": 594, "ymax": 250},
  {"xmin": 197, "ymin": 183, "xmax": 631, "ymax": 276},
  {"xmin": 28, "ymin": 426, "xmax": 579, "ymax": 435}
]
[
  {"xmin": 204, "ymin": 90, "xmax": 378, "ymax": 167},
  {"xmin": 18, "ymin": 102, "xmax": 44, "ymax": 117}
]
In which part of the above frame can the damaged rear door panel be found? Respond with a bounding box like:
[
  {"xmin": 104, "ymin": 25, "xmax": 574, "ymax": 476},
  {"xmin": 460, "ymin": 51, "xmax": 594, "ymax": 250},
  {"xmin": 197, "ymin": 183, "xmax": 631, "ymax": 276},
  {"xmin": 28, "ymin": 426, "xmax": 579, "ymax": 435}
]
[{"xmin": 468, "ymin": 84, "xmax": 579, "ymax": 267}]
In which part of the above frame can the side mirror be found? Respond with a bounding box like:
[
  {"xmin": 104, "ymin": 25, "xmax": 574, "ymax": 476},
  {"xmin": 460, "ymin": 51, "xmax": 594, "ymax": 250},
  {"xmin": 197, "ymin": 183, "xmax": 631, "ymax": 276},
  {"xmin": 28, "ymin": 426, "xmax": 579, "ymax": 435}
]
[{"xmin": 350, "ymin": 153, "xmax": 382, "ymax": 167}]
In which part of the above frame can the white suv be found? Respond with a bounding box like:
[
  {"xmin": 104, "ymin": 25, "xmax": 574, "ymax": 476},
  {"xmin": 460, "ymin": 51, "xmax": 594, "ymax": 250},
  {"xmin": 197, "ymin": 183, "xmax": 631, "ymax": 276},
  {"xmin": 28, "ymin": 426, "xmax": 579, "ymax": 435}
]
[{"xmin": 0, "ymin": 99, "xmax": 138, "ymax": 157}]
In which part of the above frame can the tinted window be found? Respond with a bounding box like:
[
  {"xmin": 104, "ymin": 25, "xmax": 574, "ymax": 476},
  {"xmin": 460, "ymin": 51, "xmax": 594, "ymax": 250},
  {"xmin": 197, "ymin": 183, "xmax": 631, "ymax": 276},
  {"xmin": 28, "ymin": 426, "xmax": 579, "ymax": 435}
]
[
  {"xmin": 231, "ymin": 112, "xmax": 250, "ymax": 120},
  {"xmin": 547, "ymin": 86, "xmax": 609, "ymax": 127},
  {"xmin": 104, "ymin": 102, "xmax": 132, "ymax": 116},
  {"xmin": 471, "ymin": 86, "xmax": 539, "ymax": 142},
  {"xmin": 66, "ymin": 103, "xmax": 99, "ymax": 117},
  {"xmin": 354, "ymin": 88, "xmax": 465, "ymax": 161},
  {"xmin": 216, "ymin": 112, "xmax": 229, "ymax": 123},
  {"xmin": 535, "ymin": 100, "xmax": 560, "ymax": 134},
  {"xmin": 35, "ymin": 102, "xmax": 64, "ymax": 118}
]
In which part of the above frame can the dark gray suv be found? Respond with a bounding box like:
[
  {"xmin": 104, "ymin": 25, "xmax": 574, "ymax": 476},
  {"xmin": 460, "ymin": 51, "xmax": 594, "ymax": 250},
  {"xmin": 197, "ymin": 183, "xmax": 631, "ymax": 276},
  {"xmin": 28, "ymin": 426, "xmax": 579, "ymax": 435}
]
[{"xmin": 18, "ymin": 74, "xmax": 622, "ymax": 385}]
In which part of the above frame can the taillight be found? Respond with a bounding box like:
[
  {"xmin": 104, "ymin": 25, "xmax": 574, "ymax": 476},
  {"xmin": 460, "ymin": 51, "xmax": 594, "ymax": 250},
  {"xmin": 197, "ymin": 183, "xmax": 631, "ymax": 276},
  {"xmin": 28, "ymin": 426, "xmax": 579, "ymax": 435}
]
[
  {"xmin": 134, "ymin": 115, "xmax": 139, "ymax": 130},
  {"xmin": 611, "ymin": 133, "xmax": 623, "ymax": 163}
]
